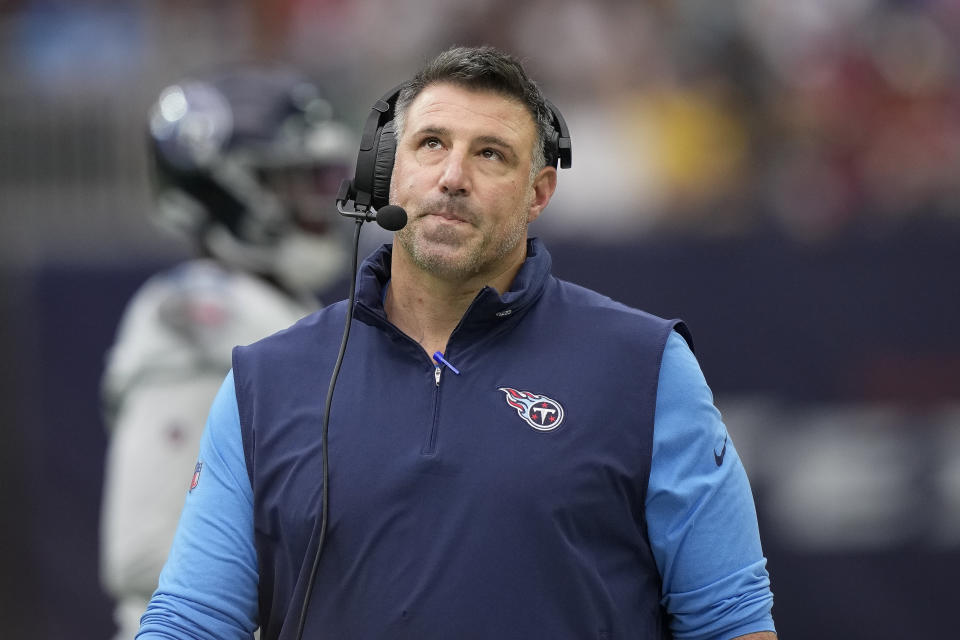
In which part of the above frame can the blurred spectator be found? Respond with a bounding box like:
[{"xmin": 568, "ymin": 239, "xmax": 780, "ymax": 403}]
[{"xmin": 4, "ymin": 0, "xmax": 960, "ymax": 254}]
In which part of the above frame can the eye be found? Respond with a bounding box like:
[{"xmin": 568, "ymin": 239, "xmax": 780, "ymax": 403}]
[
  {"xmin": 420, "ymin": 137, "xmax": 443, "ymax": 150},
  {"xmin": 480, "ymin": 148, "xmax": 503, "ymax": 161}
]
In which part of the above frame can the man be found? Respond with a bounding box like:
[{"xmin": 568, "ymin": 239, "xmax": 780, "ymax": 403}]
[
  {"xmin": 138, "ymin": 46, "xmax": 776, "ymax": 639},
  {"xmin": 99, "ymin": 65, "xmax": 354, "ymax": 639}
]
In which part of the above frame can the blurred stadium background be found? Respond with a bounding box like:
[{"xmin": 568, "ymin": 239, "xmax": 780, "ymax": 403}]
[{"xmin": 1, "ymin": 1, "xmax": 958, "ymax": 637}]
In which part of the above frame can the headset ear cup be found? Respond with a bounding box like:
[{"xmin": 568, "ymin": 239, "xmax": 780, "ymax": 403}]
[
  {"xmin": 371, "ymin": 120, "xmax": 397, "ymax": 211},
  {"xmin": 546, "ymin": 129, "xmax": 559, "ymax": 169},
  {"xmin": 544, "ymin": 98, "xmax": 572, "ymax": 169}
]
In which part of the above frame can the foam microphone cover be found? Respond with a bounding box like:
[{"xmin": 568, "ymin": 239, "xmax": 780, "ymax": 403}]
[{"xmin": 376, "ymin": 205, "xmax": 407, "ymax": 231}]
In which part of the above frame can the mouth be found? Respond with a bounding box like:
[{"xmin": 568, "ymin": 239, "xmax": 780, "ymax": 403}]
[{"xmin": 424, "ymin": 209, "xmax": 471, "ymax": 224}]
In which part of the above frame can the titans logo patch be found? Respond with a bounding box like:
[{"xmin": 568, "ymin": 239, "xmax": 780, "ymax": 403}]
[{"xmin": 498, "ymin": 387, "xmax": 565, "ymax": 431}]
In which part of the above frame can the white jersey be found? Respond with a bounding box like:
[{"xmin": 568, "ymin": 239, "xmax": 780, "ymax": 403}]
[{"xmin": 99, "ymin": 259, "xmax": 317, "ymax": 639}]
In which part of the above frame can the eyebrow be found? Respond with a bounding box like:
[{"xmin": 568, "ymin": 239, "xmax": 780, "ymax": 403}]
[
  {"xmin": 414, "ymin": 126, "xmax": 519, "ymax": 159},
  {"xmin": 476, "ymin": 134, "xmax": 517, "ymax": 155}
]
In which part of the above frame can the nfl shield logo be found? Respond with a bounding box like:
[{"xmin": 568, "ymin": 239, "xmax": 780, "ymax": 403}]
[{"xmin": 190, "ymin": 461, "xmax": 203, "ymax": 492}]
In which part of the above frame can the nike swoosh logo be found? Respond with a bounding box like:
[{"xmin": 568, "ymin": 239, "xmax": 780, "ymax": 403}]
[{"xmin": 714, "ymin": 436, "xmax": 728, "ymax": 467}]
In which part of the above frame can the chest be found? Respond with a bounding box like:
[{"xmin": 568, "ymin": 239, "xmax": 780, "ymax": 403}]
[{"xmin": 258, "ymin": 327, "xmax": 658, "ymax": 548}]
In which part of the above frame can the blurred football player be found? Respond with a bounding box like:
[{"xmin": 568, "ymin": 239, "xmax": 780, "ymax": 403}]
[{"xmin": 98, "ymin": 65, "xmax": 354, "ymax": 639}]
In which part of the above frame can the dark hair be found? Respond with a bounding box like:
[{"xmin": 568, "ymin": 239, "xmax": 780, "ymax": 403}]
[{"xmin": 393, "ymin": 45, "xmax": 553, "ymax": 175}]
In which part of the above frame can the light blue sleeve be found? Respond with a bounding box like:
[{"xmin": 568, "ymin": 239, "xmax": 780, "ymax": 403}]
[
  {"xmin": 136, "ymin": 371, "xmax": 259, "ymax": 639},
  {"xmin": 647, "ymin": 331, "xmax": 775, "ymax": 640}
]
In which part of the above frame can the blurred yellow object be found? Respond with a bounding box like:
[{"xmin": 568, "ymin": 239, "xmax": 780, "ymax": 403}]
[{"xmin": 624, "ymin": 84, "xmax": 749, "ymax": 217}]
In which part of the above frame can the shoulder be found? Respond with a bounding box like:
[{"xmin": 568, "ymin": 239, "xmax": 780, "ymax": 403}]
[
  {"xmin": 546, "ymin": 276, "xmax": 693, "ymax": 350},
  {"xmin": 104, "ymin": 260, "xmax": 318, "ymax": 396},
  {"xmin": 102, "ymin": 261, "xmax": 230, "ymax": 390},
  {"xmin": 114, "ymin": 260, "xmax": 270, "ymax": 340}
]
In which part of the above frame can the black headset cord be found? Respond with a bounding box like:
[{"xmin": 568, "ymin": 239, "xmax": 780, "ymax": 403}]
[{"xmin": 294, "ymin": 218, "xmax": 364, "ymax": 640}]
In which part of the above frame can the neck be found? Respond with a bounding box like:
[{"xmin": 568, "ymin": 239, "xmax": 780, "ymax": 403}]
[{"xmin": 384, "ymin": 243, "xmax": 526, "ymax": 356}]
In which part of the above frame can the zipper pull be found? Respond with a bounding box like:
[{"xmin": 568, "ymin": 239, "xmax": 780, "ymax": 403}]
[{"xmin": 434, "ymin": 365, "xmax": 441, "ymax": 386}]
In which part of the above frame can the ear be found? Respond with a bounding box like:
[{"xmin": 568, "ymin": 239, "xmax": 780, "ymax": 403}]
[{"xmin": 527, "ymin": 166, "xmax": 557, "ymax": 224}]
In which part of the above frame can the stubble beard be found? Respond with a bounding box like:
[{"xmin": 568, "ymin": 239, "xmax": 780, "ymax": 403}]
[{"xmin": 395, "ymin": 195, "xmax": 530, "ymax": 281}]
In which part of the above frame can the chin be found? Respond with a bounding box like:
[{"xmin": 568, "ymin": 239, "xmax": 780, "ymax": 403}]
[{"xmin": 409, "ymin": 243, "xmax": 481, "ymax": 279}]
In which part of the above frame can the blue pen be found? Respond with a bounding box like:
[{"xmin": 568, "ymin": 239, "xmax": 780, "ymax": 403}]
[{"xmin": 432, "ymin": 351, "xmax": 461, "ymax": 375}]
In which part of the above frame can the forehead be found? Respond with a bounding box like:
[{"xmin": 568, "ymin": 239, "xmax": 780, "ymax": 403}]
[{"xmin": 404, "ymin": 82, "xmax": 536, "ymax": 147}]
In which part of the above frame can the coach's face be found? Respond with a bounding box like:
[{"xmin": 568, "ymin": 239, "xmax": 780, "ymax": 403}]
[{"xmin": 389, "ymin": 82, "xmax": 556, "ymax": 284}]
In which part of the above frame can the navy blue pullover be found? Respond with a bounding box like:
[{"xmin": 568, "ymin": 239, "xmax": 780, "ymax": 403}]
[{"xmin": 139, "ymin": 239, "xmax": 775, "ymax": 640}]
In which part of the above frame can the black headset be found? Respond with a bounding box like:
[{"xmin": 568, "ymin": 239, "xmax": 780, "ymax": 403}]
[{"xmin": 336, "ymin": 83, "xmax": 573, "ymax": 212}]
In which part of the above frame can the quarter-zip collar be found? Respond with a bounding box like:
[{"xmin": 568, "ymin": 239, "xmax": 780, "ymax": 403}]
[{"xmin": 353, "ymin": 238, "xmax": 553, "ymax": 340}]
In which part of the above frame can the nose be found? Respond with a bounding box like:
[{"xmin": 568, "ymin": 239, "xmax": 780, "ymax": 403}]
[{"xmin": 437, "ymin": 150, "xmax": 470, "ymax": 197}]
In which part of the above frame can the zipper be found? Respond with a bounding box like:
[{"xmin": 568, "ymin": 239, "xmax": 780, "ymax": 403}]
[
  {"xmin": 423, "ymin": 352, "xmax": 461, "ymax": 456},
  {"xmin": 423, "ymin": 365, "xmax": 442, "ymax": 455}
]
